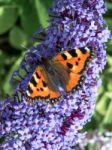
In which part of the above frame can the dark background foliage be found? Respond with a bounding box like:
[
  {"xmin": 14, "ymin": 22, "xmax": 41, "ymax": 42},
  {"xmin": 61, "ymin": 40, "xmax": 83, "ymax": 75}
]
[{"xmin": 0, "ymin": 0, "xmax": 112, "ymax": 149}]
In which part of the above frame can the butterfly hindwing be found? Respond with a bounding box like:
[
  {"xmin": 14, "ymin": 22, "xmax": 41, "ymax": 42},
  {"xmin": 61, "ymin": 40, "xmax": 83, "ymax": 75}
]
[
  {"xmin": 26, "ymin": 66, "xmax": 61, "ymax": 101},
  {"xmin": 66, "ymin": 73, "xmax": 81, "ymax": 92}
]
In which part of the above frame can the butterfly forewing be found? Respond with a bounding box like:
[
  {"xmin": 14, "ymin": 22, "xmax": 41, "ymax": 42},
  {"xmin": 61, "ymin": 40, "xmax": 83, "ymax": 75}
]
[
  {"xmin": 54, "ymin": 47, "xmax": 91, "ymax": 74},
  {"xmin": 54, "ymin": 47, "xmax": 91, "ymax": 92}
]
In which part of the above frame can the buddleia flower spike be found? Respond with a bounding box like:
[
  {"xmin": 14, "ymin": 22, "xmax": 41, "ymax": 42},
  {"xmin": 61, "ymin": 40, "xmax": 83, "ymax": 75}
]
[{"xmin": 0, "ymin": 0, "xmax": 110, "ymax": 149}]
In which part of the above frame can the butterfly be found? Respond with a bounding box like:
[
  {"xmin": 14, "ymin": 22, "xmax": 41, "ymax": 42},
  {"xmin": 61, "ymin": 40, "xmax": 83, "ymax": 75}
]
[{"xmin": 26, "ymin": 47, "xmax": 93, "ymax": 104}]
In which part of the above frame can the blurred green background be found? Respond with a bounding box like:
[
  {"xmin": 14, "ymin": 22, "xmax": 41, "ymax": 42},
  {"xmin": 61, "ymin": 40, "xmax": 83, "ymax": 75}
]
[{"xmin": 0, "ymin": 0, "xmax": 112, "ymax": 149}]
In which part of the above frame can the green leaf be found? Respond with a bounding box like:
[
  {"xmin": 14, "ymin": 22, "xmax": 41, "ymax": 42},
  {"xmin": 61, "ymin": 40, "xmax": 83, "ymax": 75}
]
[
  {"xmin": 106, "ymin": 2, "xmax": 112, "ymax": 10},
  {"xmin": 106, "ymin": 18, "xmax": 112, "ymax": 30},
  {"xmin": 3, "ymin": 55, "xmax": 23, "ymax": 96},
  {"xmin": 87, "ymin": 143, "xmax": 94, "ymax": 150},
  {"xmin": 0, "ymin": 0, "xmax": 12, "ymax": 5},
  {"xmin": 34, "ymin": 0, "xmax": 51, "ymax": 27},
  {"xmin": 96, "ymin": 93, "xmax": 111, "ymax": 116},
  {"xmin": 0, "ymin": 50, "xmax": 7, "ymax": 97},
  {"xmin": 13, "ymin": 0, "xmax": 40, "ymax": 36},
  {"xmin": 0, "ymin": 6, "xmax": 18, "ymax": 34},
  {"xmin": 103, "ymin": 100, "xmax": 112, "ymax": 125},
  {"xmin": 107, "ymin": 80, "xmax": 112, "ymax": 91},
  {"xmin": 13, "ymin": 0, "xmax": 51, "ymax": 36},
  {"xmin": 0, "ymin": 50, "xmax": 7, "ymax": 66},
  {"xmin": 107, "ymin": 55, "xmax": 112, "ymax": 66},
  {"xmin": 9, "ymin": 26, "xmax": 28, "ymax": 49}
]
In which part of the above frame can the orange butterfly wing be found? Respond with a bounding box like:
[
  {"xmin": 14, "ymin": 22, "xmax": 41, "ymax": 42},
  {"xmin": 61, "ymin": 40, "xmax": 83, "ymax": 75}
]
[
  {"xmin": 54, "ymin": 47, "xmax": 91, "ymax": 92},
  {"xmin": 26, "ymin": 47, "xmax": 91, "ymax": 103},
  {"xmin": 26, "ymin": 66, "xmax": 61, "ymax": 101}
]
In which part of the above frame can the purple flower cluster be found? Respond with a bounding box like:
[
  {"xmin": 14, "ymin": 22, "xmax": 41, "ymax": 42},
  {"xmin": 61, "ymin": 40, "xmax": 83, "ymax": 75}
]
[{"xmin": 0, "ymin": 0, "xmax": 110, "ymax": 149}]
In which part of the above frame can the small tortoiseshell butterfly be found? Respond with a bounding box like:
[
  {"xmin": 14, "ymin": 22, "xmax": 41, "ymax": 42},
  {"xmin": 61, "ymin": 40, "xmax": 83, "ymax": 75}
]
[{"xmin": 26, "ymin": 47, "xmax": 92, "ymax": 104}]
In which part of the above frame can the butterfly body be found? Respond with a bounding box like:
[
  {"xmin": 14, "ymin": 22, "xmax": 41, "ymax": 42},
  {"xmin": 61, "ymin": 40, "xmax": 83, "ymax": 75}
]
[{"xmin": 26, "ymin": 47, "xmax": 93, "ymax": 104}]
